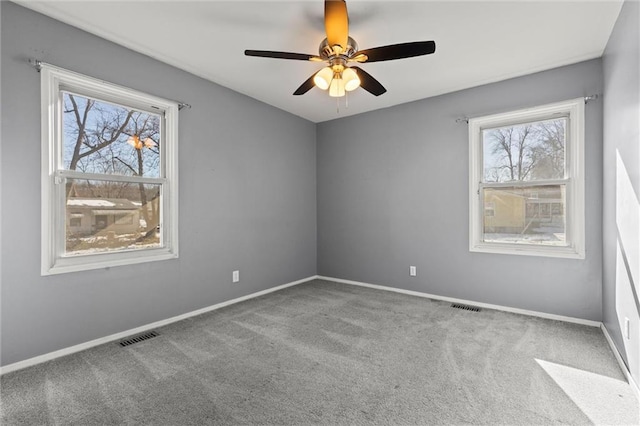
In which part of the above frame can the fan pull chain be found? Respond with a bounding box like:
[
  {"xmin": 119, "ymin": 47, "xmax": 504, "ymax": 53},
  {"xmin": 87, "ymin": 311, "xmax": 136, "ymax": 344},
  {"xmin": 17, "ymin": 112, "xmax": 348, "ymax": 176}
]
[{"xmin": 336, "ymin": 96, "xmax": 340, "ymax": 114}]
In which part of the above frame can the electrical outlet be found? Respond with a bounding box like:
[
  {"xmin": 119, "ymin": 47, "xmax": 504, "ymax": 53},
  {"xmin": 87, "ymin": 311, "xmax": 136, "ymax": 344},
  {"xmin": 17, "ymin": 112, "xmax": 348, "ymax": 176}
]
[
  {"xmin": 232, "ymin": 270, "xmax": 239, "ymax": 283},
  {"xmin": 625, "ymin": 317, "xmax": 630, "ymax": 339},
  {"xmin": 410, "ymin": 266, "xmax": 417, "ymax": 277}
]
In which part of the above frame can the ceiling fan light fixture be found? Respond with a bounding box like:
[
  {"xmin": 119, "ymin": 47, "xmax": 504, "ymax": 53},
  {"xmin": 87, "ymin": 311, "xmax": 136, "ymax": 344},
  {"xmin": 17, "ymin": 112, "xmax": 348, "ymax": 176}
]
[
  {"xmin": 314, "ymin": 67, "xmax": 333, "ymax": 90},
  {"xmin": 329, "ymin": 77, "xmax": 345, "ymax": 97},
  {"xmin": 245, "ymin": 1, "xmax": 436, "ymax": 101},
  {"xmin": 342, "ymin": 67, "xmax": 360, "ymax": 91}
]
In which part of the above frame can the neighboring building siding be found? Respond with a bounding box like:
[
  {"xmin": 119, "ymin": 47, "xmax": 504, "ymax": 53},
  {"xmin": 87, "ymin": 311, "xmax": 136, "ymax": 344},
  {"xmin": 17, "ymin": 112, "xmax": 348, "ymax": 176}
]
[{"xmin": 484, "ymin": 191, "xmax": 525, "ymax": 233}]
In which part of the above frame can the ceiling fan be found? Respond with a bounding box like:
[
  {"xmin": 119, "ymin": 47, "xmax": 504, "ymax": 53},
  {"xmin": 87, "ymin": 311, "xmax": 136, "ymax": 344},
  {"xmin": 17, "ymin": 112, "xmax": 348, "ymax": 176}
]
[{"xmin": 244, "ymin": 0, "xmax": 436, "ymax": 98}]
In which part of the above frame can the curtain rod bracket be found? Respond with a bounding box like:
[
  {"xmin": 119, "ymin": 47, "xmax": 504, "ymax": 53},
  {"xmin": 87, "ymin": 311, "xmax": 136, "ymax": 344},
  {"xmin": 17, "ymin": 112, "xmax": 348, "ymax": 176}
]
[
  {"xmin": 178, "ymin": 102, "xmax": 191, "ymax": 111},
  {"xmin": 28, "ymin": 58, "xmax": 43, "ymax": 72},
  {"xmin": 584, "ymin": 94, "xmax": 599, "ymax": 104},
  {"xmin": 455, "ymin": 117, "xmax": 469, "ymax": 124}
]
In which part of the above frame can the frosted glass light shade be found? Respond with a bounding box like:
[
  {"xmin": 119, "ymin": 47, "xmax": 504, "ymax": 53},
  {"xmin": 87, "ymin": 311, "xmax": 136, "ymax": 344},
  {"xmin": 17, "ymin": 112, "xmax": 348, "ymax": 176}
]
[
  {"xmin": 329, "ymin": 78, "xmax": 345, "ymax": 97},
  {"xmin": 313, "ymin": 67, "xmax": 333, "ymax": 90},
  {"xmin": 342, "ymin": 68, "xmax": 360, "ymax": 91}
]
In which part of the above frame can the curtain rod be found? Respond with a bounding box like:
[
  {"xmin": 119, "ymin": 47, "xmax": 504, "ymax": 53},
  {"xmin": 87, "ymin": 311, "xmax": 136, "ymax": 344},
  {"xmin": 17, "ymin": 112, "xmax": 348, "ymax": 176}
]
[
  {"xmin": 28, "ymin": 58, "xmax": 191, "ymax": 111},
  {"xmin": 455, "ymin": 94, "xmax": 599, "ymax": 124}
]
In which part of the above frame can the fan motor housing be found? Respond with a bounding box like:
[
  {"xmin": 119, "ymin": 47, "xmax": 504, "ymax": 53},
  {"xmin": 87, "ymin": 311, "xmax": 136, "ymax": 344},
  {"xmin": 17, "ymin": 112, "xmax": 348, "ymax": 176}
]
[{"xmin": 319, "ymin": 36, "xmax": 358, "ymax": 60}]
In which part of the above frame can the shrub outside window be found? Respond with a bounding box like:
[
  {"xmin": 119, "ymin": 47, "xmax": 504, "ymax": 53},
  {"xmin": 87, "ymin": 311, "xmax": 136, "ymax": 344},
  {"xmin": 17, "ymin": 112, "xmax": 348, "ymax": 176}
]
[
  {"xmin": 41, "ymin": 64, "xmax": 179, "ymax": 275},
  {"xmin": 469, "ymin": 99, "xmax": 585, "ymax": 259}
]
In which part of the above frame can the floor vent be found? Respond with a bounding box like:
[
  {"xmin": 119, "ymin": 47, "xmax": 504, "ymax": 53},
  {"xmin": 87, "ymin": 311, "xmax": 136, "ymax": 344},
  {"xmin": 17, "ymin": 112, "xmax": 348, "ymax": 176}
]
[
  {"xmin": 119, "ymin": 331, "xmax": 159, "ymax": 347},
  {"xmin": 451, "ymin": 303, "xmax": 481, "ymax": 312}
]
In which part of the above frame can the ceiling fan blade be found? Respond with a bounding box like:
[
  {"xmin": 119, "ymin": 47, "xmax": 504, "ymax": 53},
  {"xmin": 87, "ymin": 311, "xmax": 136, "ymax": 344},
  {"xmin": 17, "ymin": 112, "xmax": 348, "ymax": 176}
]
[
  {"xmin": 357, "ymin": 41, "xmax": 436, "ymax": 63},
  {"xmin": 293, "ymin": 74, "xmax": 317, "ymax": 95},
  {"xmin": 324, "ymin": 0, "xmax": 349, "ymax": 51},
  {"xmin": 245, "ymin": 50, "xmax": 322, "ymax": 61},
  {"xmin": 351, "ymin": 67, "xmax": 386, "ymax": 96}
]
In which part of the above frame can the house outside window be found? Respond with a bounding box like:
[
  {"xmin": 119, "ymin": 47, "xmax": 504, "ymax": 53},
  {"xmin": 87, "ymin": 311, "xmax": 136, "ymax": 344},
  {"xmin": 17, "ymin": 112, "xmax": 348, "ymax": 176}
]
[
  {"xmin": 469, "ymin": 98, "xmax": 585, "ymax": 258},
  {"xmin": 41, "ymin": 64, "xmax": 179, "ymax": 275}
]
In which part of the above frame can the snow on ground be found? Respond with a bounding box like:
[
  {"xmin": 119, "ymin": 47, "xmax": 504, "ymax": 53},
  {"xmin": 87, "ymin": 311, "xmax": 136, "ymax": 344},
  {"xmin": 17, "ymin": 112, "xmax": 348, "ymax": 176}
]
[
  {"xmin": 65, "ymin": 233, "xmax": 160, "ymax": 256},
  {"xmin": 65, "ymin": 243, "xmax": 160, "ymax": 256},
  {"xmin": 484, "ymin": 232, "xmax": 566, "ymax": 246}
]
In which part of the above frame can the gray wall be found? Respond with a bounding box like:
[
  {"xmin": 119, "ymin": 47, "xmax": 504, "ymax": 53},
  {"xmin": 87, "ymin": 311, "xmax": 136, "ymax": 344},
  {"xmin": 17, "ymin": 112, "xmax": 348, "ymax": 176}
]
[
  {"xmin": 602, "ymin": 0, "xmax": 640, "ymax": 384},
  {"xmin": 317, "ymin": 59, "xmax": 604, "ymax": 321},
  {"xmin": 0, "ymin": 2, "xmax": 317, "ymax": 366},
  {"xmin": 2, "ymin": 1, "xmax": 628, "ymax": 371}
]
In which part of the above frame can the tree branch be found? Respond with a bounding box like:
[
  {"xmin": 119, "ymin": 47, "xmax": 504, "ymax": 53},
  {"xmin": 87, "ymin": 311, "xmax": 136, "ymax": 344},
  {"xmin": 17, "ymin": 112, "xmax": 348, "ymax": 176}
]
[{"xmin": 113, "ymin": 156, "xmax": 139, "ymax": 176}]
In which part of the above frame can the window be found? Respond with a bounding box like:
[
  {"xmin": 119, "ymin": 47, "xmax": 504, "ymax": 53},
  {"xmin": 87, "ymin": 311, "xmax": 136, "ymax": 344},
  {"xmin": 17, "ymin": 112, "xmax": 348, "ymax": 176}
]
[
  {"xmin": 41, "ymin": 64, "xmax": 179, "ymax": 275},
  {"xmin": 69, "ymin": 215, "xmax": 82, "ymax": 227},
  {"xmin": 484, "ymin": 202, "xmax": 496, "ymax": 217},
  {"xmin": 469, "ymin": 98, "xmax": 585, "ymax": 258}
]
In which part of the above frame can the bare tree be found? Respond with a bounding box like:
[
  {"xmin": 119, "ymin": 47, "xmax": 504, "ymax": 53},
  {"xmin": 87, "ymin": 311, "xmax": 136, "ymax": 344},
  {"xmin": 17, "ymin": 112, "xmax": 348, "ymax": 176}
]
[
  {"xmin": 485, "ymin": 125, "xmax": 535, "ymax": 182},
  {"xmin": 63, "ymin": 93, "xmax": 161, "ymax": 235},
  {"xmin": 529, "ymin": 120, "xmax": 565, "ymax": 180},
  {"xmin": 64, "ymin": 94, "xmax": 133, "ymax": 178},
  {"xmin": 484, "ymin": 119, "xmax": 565, "ymax": 182}
]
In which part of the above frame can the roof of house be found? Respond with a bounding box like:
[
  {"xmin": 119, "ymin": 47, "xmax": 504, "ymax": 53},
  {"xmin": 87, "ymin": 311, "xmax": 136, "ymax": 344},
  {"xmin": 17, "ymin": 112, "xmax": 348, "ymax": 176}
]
[{"xmin": 67, "ymin": 198, "xmax": 139, "ymax": 210}]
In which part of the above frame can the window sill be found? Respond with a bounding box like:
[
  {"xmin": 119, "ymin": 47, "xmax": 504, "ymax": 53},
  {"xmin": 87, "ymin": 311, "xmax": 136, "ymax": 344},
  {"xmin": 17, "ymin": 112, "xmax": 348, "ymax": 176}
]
[
  {"xmin": 470, "ymin": 243, "xmax": 585, "ymax": 259},
  {"xmin": 42, "ymin": 248, "xmax": 178, "ymax": 276}
]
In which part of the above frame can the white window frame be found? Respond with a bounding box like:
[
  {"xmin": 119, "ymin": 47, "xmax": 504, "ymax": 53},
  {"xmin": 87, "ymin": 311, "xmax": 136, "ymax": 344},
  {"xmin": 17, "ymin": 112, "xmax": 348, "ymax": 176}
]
[
  {"xmin": 41, "ymin": 64, "xmax": 179, "ymax": 275},
  {"xmin": 469, "ymin": 98, "xmax": 585, "ymax": 259}
]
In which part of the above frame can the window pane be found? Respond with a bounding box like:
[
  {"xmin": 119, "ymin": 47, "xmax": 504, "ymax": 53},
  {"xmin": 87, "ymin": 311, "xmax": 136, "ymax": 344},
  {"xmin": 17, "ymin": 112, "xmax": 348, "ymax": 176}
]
[
  {"xmin": 483, "ymin": 118, "xmax": 566, "ymax": 183},
  {"xmin": 62, "ymin": 92, "xmax": 161, "ymax": 178},
  {"xmin": 65, "ymin": 179, "xmax": 161, "ymax": 256},
  {"xmin": 482, "ymin": 185, "xmax": 567, "ymax": 246}
]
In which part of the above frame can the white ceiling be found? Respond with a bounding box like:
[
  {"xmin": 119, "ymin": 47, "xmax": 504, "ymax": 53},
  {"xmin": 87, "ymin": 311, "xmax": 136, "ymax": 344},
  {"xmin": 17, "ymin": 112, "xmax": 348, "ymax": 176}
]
[{"xmin": 16, "ymin": 1, "xmax": 623, "ymax": 123}]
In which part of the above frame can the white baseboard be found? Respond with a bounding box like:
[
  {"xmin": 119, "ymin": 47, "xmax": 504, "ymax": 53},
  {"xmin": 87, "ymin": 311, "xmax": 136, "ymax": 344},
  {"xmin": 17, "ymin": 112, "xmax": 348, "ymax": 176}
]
[
  {"xmin": 0, "ymin": 275, "xmax": 318, "ymax": 375},
  {"xmin": 317, "ymin": 275, "xmax": 602, "ymax": 327},
  {"xmin": 601, "ymin": 323, "xmax": 640, "ymax": 401}
]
